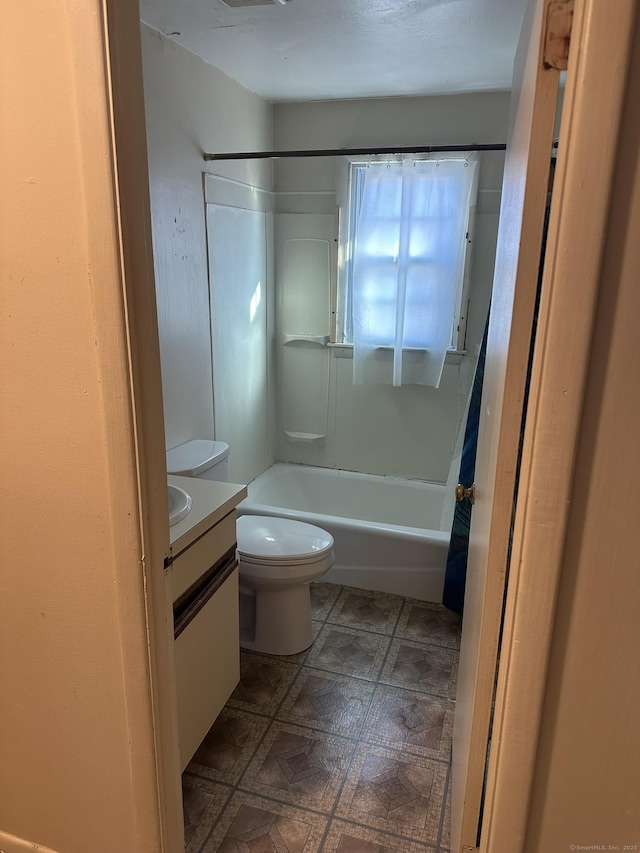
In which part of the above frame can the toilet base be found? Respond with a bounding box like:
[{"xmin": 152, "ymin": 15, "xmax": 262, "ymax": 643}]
[{"xmin": 239, "ymin": 584, "xmax": 313, "ymax": 656}]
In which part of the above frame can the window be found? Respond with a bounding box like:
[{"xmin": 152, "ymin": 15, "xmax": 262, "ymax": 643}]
[{"xmin": 339, "ymin": 155, "xmax": 477, "ymax": 387}]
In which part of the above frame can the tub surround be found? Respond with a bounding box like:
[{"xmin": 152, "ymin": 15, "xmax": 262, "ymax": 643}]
[
  {"xmin": 142, "ymin": 22, "xmax": 505, "ymax": 484},
  {"xmin": 271, "ymin": 96, "xmax": 505, "ymax": 482}
]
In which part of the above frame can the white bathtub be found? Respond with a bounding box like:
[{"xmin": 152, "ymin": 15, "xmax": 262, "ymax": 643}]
[{"xmin": 237, "ymin": 463, "xmax": 450, "ymax": 603}]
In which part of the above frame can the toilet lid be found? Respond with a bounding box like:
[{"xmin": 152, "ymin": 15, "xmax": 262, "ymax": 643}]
[{"xmin": 237, "ymin": 515, "xmax": 334, "ymax": 564}]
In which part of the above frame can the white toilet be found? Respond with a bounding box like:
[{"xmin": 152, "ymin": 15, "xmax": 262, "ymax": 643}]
[{"xmin": 166, "ymin": 440, "xmax": 334, "ymax": 656}]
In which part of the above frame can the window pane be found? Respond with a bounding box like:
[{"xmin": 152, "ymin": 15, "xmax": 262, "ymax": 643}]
[{"xmin": 347, "ymin": 156, "xmax": 477, "ymax": 385}]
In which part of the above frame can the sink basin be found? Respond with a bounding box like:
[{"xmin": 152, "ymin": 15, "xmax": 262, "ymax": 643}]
[{"xmin": 168, "ymin": 484, "xmax": 192, "ymax": 526}]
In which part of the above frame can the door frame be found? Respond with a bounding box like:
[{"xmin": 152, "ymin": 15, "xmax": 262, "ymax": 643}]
[
  {"xmin": 479, "ymin": 0, "xmax": 638, "ymax": 849},
  {"xmin": 104, "ymin": 1, "xmax": 185, "ymax": 848},
  {"xmin": 452, "ymin": 1, "xmax": 563, "ymax": 847},
  {"xmin": 104, "ymin": 0, "xmax": 637, "ymax": 849}
]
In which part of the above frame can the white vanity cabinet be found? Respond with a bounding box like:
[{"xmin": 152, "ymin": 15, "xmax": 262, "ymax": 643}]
[{"xmin": 167, "ymin": 476, "xmax": 247, "ymax": 771}]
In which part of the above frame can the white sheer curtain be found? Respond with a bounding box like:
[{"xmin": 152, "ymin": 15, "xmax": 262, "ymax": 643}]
[{"xmin": 351, "ymin": 157, "xmax": 477, "ymax": 387}]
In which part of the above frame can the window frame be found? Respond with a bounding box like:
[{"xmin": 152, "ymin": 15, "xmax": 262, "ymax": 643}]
[{"xmin": 334, "ymin": 153, "xmax": 478, "ymax": 355}]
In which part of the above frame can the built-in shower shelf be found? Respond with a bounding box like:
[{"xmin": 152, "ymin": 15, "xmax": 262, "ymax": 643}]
[
  {"xmin": 284, "ymin": 431, "xmax": 325, "ymax": 442},
  {"xmin": 282, "ymin": 334, "xmax": 329, "ymax": 346},
  {"xmin": 278, "ymin": 224, "xmax": 333, "ymax": 445}
]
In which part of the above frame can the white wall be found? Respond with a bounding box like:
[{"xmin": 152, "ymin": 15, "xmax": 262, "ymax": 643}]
[
  {"xmin": 141, "ymin": 26, "xmax": 274, "ymax": 458},
  {"xmin": 206, "ymin": 191, "xmax": 273, "ymax": 484},
  {"xmin": 272, "ymin": 93, "xmax": 509, "ymax": 481}
]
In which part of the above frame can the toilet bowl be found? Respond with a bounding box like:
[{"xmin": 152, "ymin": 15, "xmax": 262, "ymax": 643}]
[
  {"xmin": 166, "ymin": 440, "xmax": 334, "ymax": 656},
  {"xmin": 236, "ymin": 515, "xmax": 334, "ymax": 655}
]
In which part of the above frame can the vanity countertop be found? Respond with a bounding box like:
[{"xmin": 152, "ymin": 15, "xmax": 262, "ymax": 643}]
[{"xmin": 168, "ymin": 475, "xmax": 247, "ymax": 556}]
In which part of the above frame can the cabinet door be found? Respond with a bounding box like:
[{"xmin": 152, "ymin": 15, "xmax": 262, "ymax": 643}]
[
  {"xmin": 169, "ymin": 510, "xmax": 237, "ymax": 603},
  {"xmin": 174, "ymin": 567, "xmax": 239, "ymax": 771}
]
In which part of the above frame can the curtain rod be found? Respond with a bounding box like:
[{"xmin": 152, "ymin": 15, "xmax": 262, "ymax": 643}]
[{"xmin": 203, "ymin": 143, "xmax": 507, "ymax": 161}]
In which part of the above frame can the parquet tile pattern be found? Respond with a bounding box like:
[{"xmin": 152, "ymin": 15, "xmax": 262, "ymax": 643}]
[{"xmin": 183, "ymin": 583, "xmax": 460, "ymax": 852}]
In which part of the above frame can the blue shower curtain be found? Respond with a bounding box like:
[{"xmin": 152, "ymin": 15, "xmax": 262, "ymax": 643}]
[
  {"xmin": 443, "ymin": 177, "xmax": 553, "ymax": 615},
  {"xmin": 442, "ymin": 314, "xmax": 489, "ymax": 615}
]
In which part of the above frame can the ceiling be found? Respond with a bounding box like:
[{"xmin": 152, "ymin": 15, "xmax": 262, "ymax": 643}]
[{"xmin": 139, "ymin": 0, "xmax": 528, "ymax": 103}]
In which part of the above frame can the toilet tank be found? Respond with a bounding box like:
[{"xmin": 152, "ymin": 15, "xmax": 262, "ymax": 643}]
[{"xmin": 166, "ymin": 439, "xmax": 230, "ymax": 482}]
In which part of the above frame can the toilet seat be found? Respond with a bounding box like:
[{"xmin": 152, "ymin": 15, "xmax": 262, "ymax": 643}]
[{"xmin": 236, "ymin": 515, "xmax": 334, "ymax": 566}]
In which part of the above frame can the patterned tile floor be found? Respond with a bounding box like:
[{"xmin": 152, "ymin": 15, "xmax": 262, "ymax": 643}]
[{"xmin": 182, "ymin": 583, "xmax": 461, "ymax": 853}]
